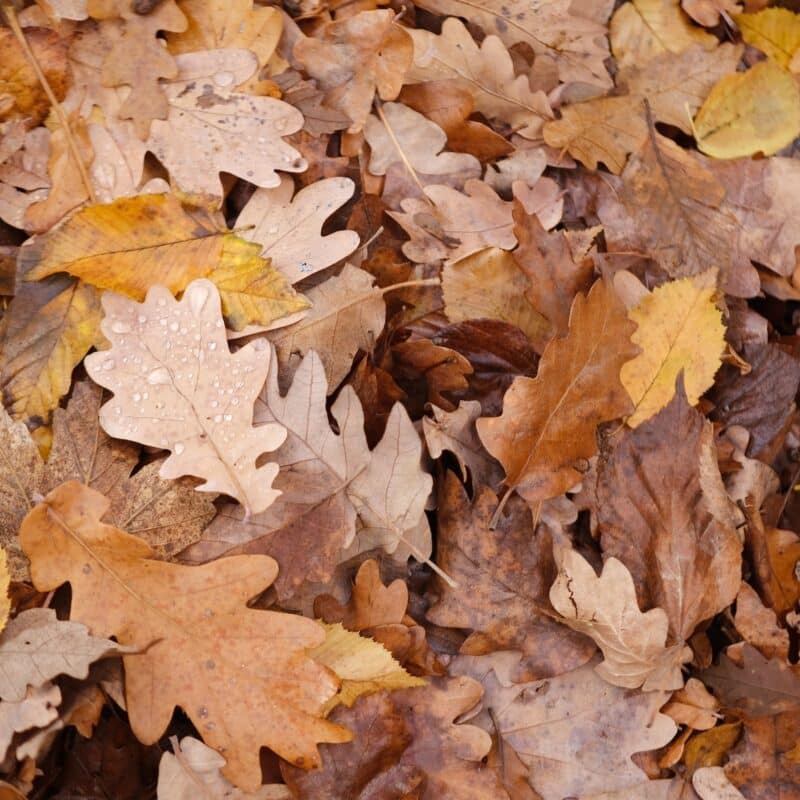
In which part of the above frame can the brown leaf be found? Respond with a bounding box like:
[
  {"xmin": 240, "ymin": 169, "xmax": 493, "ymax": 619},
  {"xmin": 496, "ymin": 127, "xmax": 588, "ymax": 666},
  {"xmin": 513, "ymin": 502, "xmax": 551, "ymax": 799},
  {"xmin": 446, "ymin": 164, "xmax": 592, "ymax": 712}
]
[
  {"xmin": 293, "ymin": 10, "xmax": 413, "ymax": 133},
  {"xmin": 20, "ymin": 481, "xmax": 350, "ymax": 791},
  {"xmin": 711, "ymin": 342, "xmax": 800, "ymax": 458},
  {"xmin": 597, "ymin": 383, "xmax": 742, "ymax": 642},
  {"xmin": 733, "ymin": 582, "xmax": 789, "ymax": 661},
  {"xmin": 282, "ymin": 677, "xmax": 508, "ymax": 800},
  {"xmin": 477, "ymin": 279, "xmax": 637, "ymax": 515},
  {"xmin": 426, "ymin": 472, "xmax": 595, "ymax": 682}
]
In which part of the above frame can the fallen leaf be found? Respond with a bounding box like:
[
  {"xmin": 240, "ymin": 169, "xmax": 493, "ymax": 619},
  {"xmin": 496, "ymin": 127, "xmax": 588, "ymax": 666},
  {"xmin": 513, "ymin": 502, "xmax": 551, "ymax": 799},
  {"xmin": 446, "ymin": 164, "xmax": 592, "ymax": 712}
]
[
  {"xmin": 735, "ymin": 8, "xmax": 800, "ymax": 69},
  {"xmin": 0, "ymin": 608, "xmax": 127, "ymax": 702},
  {"xmin": 683, "ymin": 0, "xmax": 741, "ymax": 26},
  {"xmin": 235, "ymin": 175, "xmax": 360, "ymax": 284},
  {"xmin": 20, "ymin": 481, "xmax": 351, "ymax": 791},
  {"xmin": 85, "ymin": 280, "xmax": 286, "ymax": 516},
  {"xmin": 282, "ymin": 677, "xmax": 507, "ymax": 800},
  {"xmin": 693, "ymin": 766, "xmax": 746, "ymax": 800},
  {"xmin": 426, "ymin": 472, "xmax": 595, "ymax": 682},
  {"xmin": 733, "ymin": 581, "xmax": 789, "ymax": 661},
  {"xmin": 662, "ymin": 677, "xmax": 721, "ymax": 730},
  {"xmin": 621, "ymin": 272, "xmax": 726, "ymax": 427},
  {"xmin": 293, "ymin": 10, "xmax": 413, "ymax": 133},
  {"xmin": 477, "ymin": 279, "xmax": 637, "ymax": 515},
  {"xmin": 0, "ymin": 551, "xmax": 8, "ymax": 635},
  {"xmin": 694, "ymin": 60, "xmax": 800, "ymax": 159},
  {"xmin": 597, "ymin": 382, "xmax": 742, "ymax": 642},
  {"xmin": 0, "ymin": 683, "xmax": 60, "ymax": 763},
  {"xmin": 550, "ymin": 546, "xmax": 692, "ymax": 690}
]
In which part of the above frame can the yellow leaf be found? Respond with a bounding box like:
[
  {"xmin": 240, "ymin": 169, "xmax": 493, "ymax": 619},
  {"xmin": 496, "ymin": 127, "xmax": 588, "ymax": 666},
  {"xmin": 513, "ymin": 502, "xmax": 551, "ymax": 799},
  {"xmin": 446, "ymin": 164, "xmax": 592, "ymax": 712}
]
[
  {"xmin": 736, "ymin": 8, "xmax": 800, "ymax": 70},
  {"xmin": 0, "ymin": 548, "xmax": 9, "ymax": 634},
  {"xmin": 621, "ymin": 272, "xmax": 725, "ymax": 428},
  {"xmin": 610, "ymin": 0, "xmax": 716, "ymax": 68},
  {"xmin": 21, "ymin": 194, "xmax": 308, "ymax": 329},
  {"xmin": 694, "ymin": 60, "xmax": 800, "ymax": 159},
  {"xmin": 308, "ymin": 623, "xmax": 425, "ymax": 713}
]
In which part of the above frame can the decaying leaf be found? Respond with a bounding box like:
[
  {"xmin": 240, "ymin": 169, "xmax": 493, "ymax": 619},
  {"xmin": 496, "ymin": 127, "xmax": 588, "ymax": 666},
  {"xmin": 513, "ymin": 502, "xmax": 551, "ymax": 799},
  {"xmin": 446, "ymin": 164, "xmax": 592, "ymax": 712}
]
[
  {"xmin": 85, "ymin": 280, "xmax": 286, "ymax": 516},
  {"xmin": 20, "ymin": 481, "xmax": 351, "ymax": 791}
]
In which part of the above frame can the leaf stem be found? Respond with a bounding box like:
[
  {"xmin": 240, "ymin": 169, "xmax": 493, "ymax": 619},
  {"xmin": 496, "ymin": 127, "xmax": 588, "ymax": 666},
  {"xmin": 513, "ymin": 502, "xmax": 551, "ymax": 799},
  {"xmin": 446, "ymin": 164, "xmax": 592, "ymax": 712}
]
[{"xmin": 380, "ymin": 278, "xmax": 440, "ymax": 295}]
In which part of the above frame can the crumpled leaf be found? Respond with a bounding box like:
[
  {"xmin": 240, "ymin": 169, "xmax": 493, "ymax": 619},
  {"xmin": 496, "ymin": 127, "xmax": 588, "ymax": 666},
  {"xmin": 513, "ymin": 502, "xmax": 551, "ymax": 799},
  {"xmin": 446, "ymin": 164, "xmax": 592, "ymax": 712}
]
[
  {"xmin": 620, "ymin": 271, "xmax": 726, "ymax": 427},
  {"xmin": 282, "ymin": 677, "xmax": 506, "ymax": 800},
  {"xmin": 144, "ymin": 49, "xmax": 305, "ymax": 196},
  {"xmin": 693, "ymin": 60, "xmax": 800, "ymax": 159},
  {"xmin": 477, "ymin": 279, "xmax": 637, "ymax": 514},
  {"xmin": 450, "ymin": 654, "xmax": 678, "ymax": 800},
  {"xmin": 20, "ymin": 481, "xmax": 351, "ymax": 792},
  {"xmin": 406, "ymin": 18, "xmax": 553, "ymax": 139},
  {"xmin": 0, "ymin": 683, "xmax": 61, "ymax": 763},
  {"xmin": 415, "ymin": 0, "xmax": 612, "ymax": 88},
  {"xmin": 597, "ymin": 382, "xmax": 742, "ymax": 642},
  {"xmin": 293, "ymin": 10, "xmax": 413, "ymax": 133},
  {"xmin": 235, "ymin": 175, "xmax": 360, "ymax": 284},
  {"xmin": 550, "ymin": 546, "xmax": 692, "ymax": 690},
  {"xmin": 0, "ymin": 607, "xmax": 128, "ymax": 702},
  {"xmin": 85, "ymin": 280, "xmax": 286, "ymax": 516},
  {"xmin": 309, "ymin": 622, "xmax": 425, "ymax": 711}
]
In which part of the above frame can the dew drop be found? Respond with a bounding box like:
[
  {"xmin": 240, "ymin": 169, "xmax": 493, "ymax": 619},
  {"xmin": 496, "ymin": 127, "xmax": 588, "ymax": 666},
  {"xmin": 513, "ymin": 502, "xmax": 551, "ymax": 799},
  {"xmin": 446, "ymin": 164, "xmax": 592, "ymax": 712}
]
[
  {"xmin": 111, "ymin": 320, "xmax": 131, "ymax": 334},
  {"xmin": 207, "ymin": 341, "xmax": 217, "ymax": 351},
  {"xmin": 267, "ymin": 225, "xmax": 279, "ymax": 235},
  {"xmin": 216, "ymin": 320, "xmax": 224, "ymax": 328},
  {"xmin": 198, "ymin": 706, "xmax": 209, "ymax": 719},
  {"xmin": 159, "ymin": 318, "xmax": 167, "ymax": 326},
  {"xmin": 231, "ymin": 397, "xmax": 239, "ymax": 406},
  {"xmin": 147, "ymin": 367, "xmax": 171, "ymax": 385},
  {"xmin": 142, "ymin": 392, "xmax": 149, "ymax": 400},
  {"xmin": 211, "ymin": 400, "xmax": 219, "ymax": 408},
  {"xmin": 214, "ymin": 70, "xmax": 234, "ymax": 88},
  {"xmin": 137, "ymin": 314, "xmax": 147, "ymax": 324},
  {"xmin": 224, "ymin": 414, "xmax": 232, "ymax": 422},
  {"xmin": 188, "ymin": 284, "xmax": 210, "ymax": 315},
  {"xmin": 213, "ymin": 414, "xmax": 222, "ymax": 423},
  {"xmin": 157, "ymin": 297, "xmax": 167, "ymax": 307},
  {"xmin": 169, "ymin": 321, "xmax": 179, "ymax": 332},
  {"xmin": 179, "ymin": 327, "xmax": 188, "ymax": 335},
  {"xmin": 274, "ymin": 118, "xmax": 286, "ymax": 131},
  {"xmin": 132, "ymin": 392, "xmax": 141, "ymax": 403},
  {"xmin": 101, "ymin": 358, "xmax": 115, "ymax": 371},
  {"xmin": 174, "ymin": 442, "xmax": 185, "ymax": 455}
]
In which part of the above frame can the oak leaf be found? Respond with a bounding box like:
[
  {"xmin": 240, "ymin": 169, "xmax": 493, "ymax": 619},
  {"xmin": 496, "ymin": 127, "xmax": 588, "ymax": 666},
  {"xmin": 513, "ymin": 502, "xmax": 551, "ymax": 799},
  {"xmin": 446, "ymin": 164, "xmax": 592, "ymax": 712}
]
[
  {"xmin": 693, "ymin": 60, "xmax": 800, "ymax": 159},
  {"xmin": 597, "ymin": 383, "xmax": 742, "ymax": 642},
  {"xmin": 0, "ymin": 608, "xmax": 127, "ymax": 702},
  {"xmin": 550, "ymin": 546, "xmax": 692, "ymax": 690},
  {"xmin": 427, "ymin": 472, "xmax": 595, "ymax": 682},
  {"xmin": 235, "ymin": 175, "xmax": 360, "ymax": 284},
  {"xmin": 0, "ymin": 684, "xmax": 61, "ymax": 763},
  {"xmin": 85, "ymin": 280, "xmax": 286, "ymax": 516},
  {"xmin": 621, "ymin": 272, "xmax": 726, "ymax": 428},
  {"xmin": 477, "ymin": 279, "xmax": 637, "ymax": 515},
  {"xmin": 293, "ymin": 10, "xmax": 413, "ymax": 133},
  {"xmin": 267, "ymin": 263, "xmax": 385, "ymax": 391},
  {"xmin": 415, "ymin": 0, "xmax": 611, "ymax": 88},
  {"xmin": 20, "ymin": 481, "xmax": 351, "ymax": 791},
  {"xmin": 450, "ymin": 654, "xmax": 677, "ymax": 800},
  {"xmin": 406, "ymin": 19, "xmax": 553, "ymax": 139},
  {"xmin": 282, "ymin": 677, "xmax": 507, "ymax": 800}
]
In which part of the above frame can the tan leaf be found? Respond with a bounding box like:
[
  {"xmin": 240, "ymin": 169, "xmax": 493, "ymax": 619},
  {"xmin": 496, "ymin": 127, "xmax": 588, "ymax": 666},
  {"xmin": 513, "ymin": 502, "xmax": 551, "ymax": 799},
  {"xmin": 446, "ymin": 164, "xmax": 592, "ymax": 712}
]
[
  {"xmin": 145, "ymin": 50, "xmax": 305, "ymax": 197},
  {"xmin": 550, "ymin": 547, "xmax": 691, "ymax": 690},
  {"xmin": 414, "ymin": 0, "xmax": 611, "ymax": 88},
  {"xmin": 662, "ymin": 677, "xmax": 721, "ymax": 730},
  {"xmin": 293, "ymin": 10, "xmax": 413, "ymax": 133},
  {"xmin": 20, "ymin": 481, "xmax": 351, "ymax": 792},
  {"xmin": 0, "ymin": 684, "xmax": 60, "ymax": 763},
  {"xmin": 268, "ymin": 264, "xmax": 385, "ymax": 391},
  {"xmin": 442, "ymin": 247, "xmax": 551, "ymax": 349},
  {"xmin": 693, "ymin": 767, "xmax": 747, "ymax": 800},
  {"xmin": 477, "ymin": 280, "xmax": 637, "ymax": 515},
  {"xmin": 157, "ymin": 736, "xmax": 291, "ymax": 800},
  {"xmin": 364, "ymin": 102, "xmax": 481, "ymax": 179},
  {"xmin": 98, "ymin": 0, "xmax": 188, "ymax": 139},
  {"xmin": 597, "ymin": 383, "xmax": 742, "ymax": 642},
  {"xmin": 683, "ymin": 0, "xmax": 741, "ymax": 26},
  {"xmin": 406, "ymin": 18, "xmax": 553, "ymax": 138},
  {"xmin": 733, "ymin": 581, "xmax": 789, "ymax": 660},
  {"xmin": 610, "ymin": 0, "xmax": 717, "ymax": 68},
  {"xmin": 450, "ymin": 654, "xmax": 677, "ymax": 800},
  {"xmin": 84, "ymin": 280, "xmax": 286, "ymax": 516},
  {"xmin": 0, "ymin": 550, "xmax": 8, "ymax": 635},
  {"xmin": 235, "ymin": 175, "xmax": 360, "ymax": 284},
  {"xmin": 0, "ymin": 608, "xmax": 128, "ymax": 702}
]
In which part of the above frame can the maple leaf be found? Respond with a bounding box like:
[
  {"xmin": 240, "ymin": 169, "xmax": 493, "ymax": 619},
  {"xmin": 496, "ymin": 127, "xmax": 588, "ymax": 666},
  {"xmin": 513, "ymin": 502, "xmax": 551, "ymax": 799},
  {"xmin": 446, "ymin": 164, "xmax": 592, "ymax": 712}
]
[
  {"xmin": 96, "ymin": 0, "xmax": 188, "ymax": 139},
  {"xmin": 267, "ymin": 263, "xmax": 385, "ymax": 391},
  {"xmin": 597, "ymin": 382, "xmax": 742, "ymax": 642},
  {"xmin": 450, "ymin": 654, "xmax": 677, "ymax": 800},
  {"xmin": 620, "ymin": 271, "xmax": 726, "ymax": 428},
  {"xmin": 293, "ymin": 10, "xmax": 413, "ymax": 134},
  {"xmin": 20, "ymin": 481, "xmax": 351, "ymax": 791},
  {"xmin": 693, "ymin": 60, "xmax": 800, "ymax": 159},
  {"xmin": 0, "ymin": 608, "xmax": 128, "ymax": 702},
  {"xmin": 235, "ymin": 175, "xmax": 360, "ymax": 284},
  {"xmin": 144, "ymin": 50, "xmax": 306, "ymax": 197},
  {"xmin": 477, "ymin": 279, "xmax": 637, "ymax": 518},
  {"xmin": 427, "ymin": 472, "xmax": 595, "ymax": 682},
  {"xmin": 282, "ymin": 677, "xmax": 507, "ymax": 800},
  {"xmin": 549, "ymin": 546, "xmax": 692, "ymax": 690},
  {"xmin": 415, "ymin": 0, "xmax": 612, "ymax": 88},
  {"xmin": 406, "ymin": 18, "xmax": 553, "ymax": 139},
  {"xmin": 84, "ymin": 280, "xmax": 286, "ymax": 516}
]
